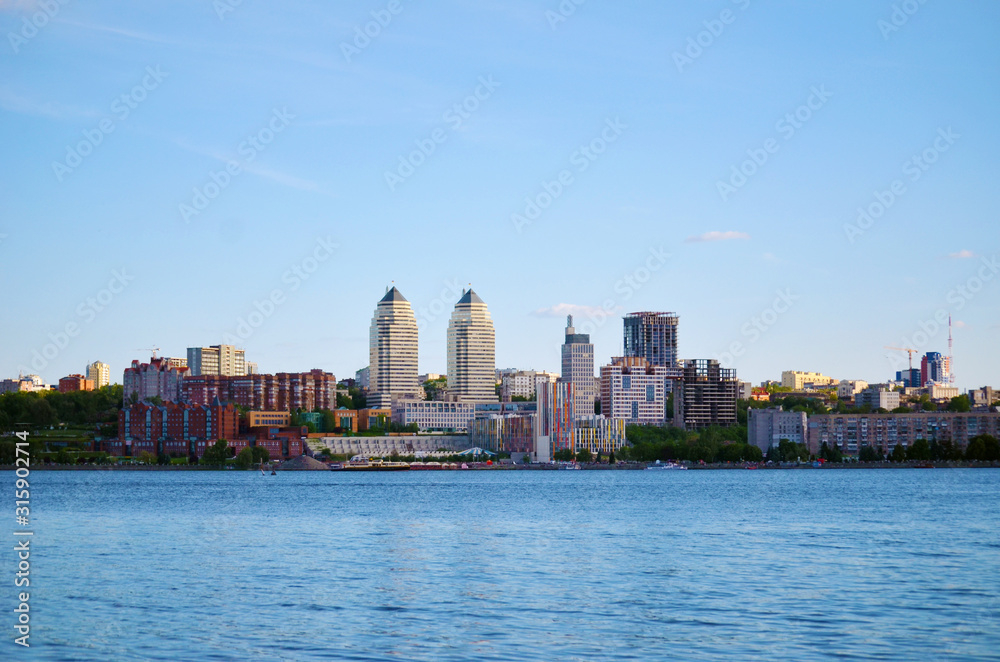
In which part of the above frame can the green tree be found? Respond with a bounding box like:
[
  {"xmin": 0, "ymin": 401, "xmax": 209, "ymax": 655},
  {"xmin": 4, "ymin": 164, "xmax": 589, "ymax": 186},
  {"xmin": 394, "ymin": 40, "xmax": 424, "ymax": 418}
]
[
  {"xmin": 234, "ymin": 446, "xmax": 254, "ymax": 469},
  {"xmin": 200, "ymin": 439, "xmax": 230, "ymax": 465},
  {"xmin": 858, "ymin": 446, "xmax": 882, "ymax": 462},
  {"xmin": 137, "ymin": 450, "xmax": 156, "ymax": 465},
  {"xmin": 922, "ymin": 400, "xmax": 936, "ymax": 411},
  {"xmin": 820, "ymin": 442, "xmax": 843, "ymax": 463},
  {"xmin": 908, "ymin": 438, "xmax": 932, "ymax": 461},
  {"xmin": 576, "ymin": 448, "xmax": 593, "ymax": 462},
  {"xmin": 251, "ymin": 446, "xmax": 271, "ymax": 464},
  {"xmin": 607, "ymin": 449, "xmax": 616, "ymax": 464},
  {"xmin": 946, "ymin": 395, "xmax": 971, "ymax": 413},
  {"xmin": 891, "ymin": 443, "xmax": 907, "ymax": 463},
  {"xmin": 553, "ymin": 449, "xmax": 574, "ymax": 462},
  {"xmin": 157, "ymin": 453, "xmax": 171, "ymax": 466},
  {"xmin": 965, "ymin": 434, "xmax": 1000, "ymax": 462}
]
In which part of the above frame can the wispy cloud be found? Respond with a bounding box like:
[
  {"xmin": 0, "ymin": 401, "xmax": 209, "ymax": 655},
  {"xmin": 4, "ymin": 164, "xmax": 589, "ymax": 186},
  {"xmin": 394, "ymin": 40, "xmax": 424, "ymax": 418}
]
[
  {"xmin": 531, "ymin": 303, "xmax": 621, "ymax": 319},
  {"xmin": 0, "ymin": 88, "xmax": 100, "ymax": 121},
  {"xmin": 56, "ymin": 19, "xmax": 182, "ymax": 47},
  {"xmin": 172, "ymin": 138, "xmax": 332, "ymax": 196},
  {"xmin": 953, "ymin": 320, "xmax": 967, "ymax": 329},
  {"xmin": 685, "ymin": 230, "xmax": 750, "ymax": 243},
  {"xmin": 947, "ymin": 249, "xmax": 977, "ymax": 259}
]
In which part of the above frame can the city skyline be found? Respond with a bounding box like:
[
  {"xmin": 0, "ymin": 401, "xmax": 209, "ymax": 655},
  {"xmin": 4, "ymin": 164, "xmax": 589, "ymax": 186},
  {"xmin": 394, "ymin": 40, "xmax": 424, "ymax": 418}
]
[{"xmin": 2, "ymin": 2, "xmax": 998, "ymax": 390}]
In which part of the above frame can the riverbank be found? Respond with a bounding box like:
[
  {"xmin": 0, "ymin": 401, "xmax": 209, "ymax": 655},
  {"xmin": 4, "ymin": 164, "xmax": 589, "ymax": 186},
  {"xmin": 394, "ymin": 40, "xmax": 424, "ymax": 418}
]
[{"xmin": 6, "ymin": 460, "xmax": 999, "ymax": 471}]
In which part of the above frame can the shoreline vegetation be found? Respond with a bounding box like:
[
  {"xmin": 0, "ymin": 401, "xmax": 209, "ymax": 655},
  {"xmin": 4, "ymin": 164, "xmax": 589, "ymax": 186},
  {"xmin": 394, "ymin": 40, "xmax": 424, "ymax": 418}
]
[{"xmin": 5, "ymin": 460, "xmax": 999, "ymax": 472}]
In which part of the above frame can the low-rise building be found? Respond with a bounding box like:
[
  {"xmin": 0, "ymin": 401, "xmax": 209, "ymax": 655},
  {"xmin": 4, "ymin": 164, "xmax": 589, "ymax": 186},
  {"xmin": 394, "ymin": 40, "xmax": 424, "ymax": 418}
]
[
  {"xmin": 969, "ymin": 387, "xmax": 998, "ymax": 409},
  {"xmin": 781, "ymin": 371, "xmax": 836, "ymax": 390},
  {"xmin": 807, "ymin": 411, "xmax": 1000, "ymax": 455},
  {"xmin": 247, "ymin": 411, "xmax": 291, "ymax": 428},
  {"xmin": 837, "ymin": 380, "xmax": 869, "ymax": 400},
  {"xmin": 391, "ymin": 401, "xmax": 475, "ymax": 432},
  {"xmin": 927, "ymin": 384, "xmax": 959, "ymax": 401},
  {"xmin": 58, "ymin": 374, "xmax": 95, "ymax": 393},
  {"xmin": 855, "ymin": 387, "xmax": 900, "ymax": 411}
]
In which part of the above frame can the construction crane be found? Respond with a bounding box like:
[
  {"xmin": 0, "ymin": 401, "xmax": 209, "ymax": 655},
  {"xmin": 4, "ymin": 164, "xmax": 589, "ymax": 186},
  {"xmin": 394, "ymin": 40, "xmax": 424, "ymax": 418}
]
[
  {"xmin": 136, "ymin": 346, "xmax": 161, "ymax": 359},
  {"xmin": 884, "ymin": 346, "xmax": 918, "ymax": 371}
]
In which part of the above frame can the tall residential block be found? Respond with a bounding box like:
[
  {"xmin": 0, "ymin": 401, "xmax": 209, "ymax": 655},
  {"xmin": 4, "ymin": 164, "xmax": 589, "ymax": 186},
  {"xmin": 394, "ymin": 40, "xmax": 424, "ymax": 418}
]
[
  {"xmin": 187, "ymin": 344, "xmax": 248, "ymax": 377},
  {"xmin": 920, "ymin": 352, "xmax": 950, "ymax": 386},
  {"xmin": 748, "ymin": 407, "xmax": 808, "ymax": 454},
  {"xmin": 447, "ymin": 288, "xmax": 498, "ymax": 402},
  {"xmin": 123, "ymin": 357, "xmax": 188, "ymax": 404},
  {"xmin": 86, "ymin": 361, "xmax": 111, "ymax": 388},
  {"xmin": 181, "ymin": 369, "xmax": 337, "ymax": 411},
  {"xmin": 600, "ymin": 356, "xmax": 672, "ymax": 425},
  {"xmin": 561, "ymin": 315, "xmax": 596, "ymax": 418},
  {"xmin": 368, "ymin": 287, "xmax": 422, "ymax": 408},
  {"xmin": 674, "ymin": 359, "xmax": 738, "ymax": 430},
  {"xmin": 623, "ymin": 312, "xmax": 679, "ymax": 369}
]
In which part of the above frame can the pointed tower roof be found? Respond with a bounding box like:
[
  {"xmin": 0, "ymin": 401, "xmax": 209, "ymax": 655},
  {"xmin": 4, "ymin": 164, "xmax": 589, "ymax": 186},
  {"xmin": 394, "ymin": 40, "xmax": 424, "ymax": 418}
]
[
  {"xmin": 457, "ymin": 288, "xmax": 485, "ymax": 305},
  {"xmin": 380, "ymin": 286, "xmax": 408, "ymax": 303}
]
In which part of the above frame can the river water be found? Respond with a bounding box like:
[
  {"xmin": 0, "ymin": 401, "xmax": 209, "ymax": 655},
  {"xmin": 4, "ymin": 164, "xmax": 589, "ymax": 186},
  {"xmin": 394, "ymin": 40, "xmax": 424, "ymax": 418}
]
[{"xmin": 2, "ymin": 468, "xmax": 998, "ymax": 661}]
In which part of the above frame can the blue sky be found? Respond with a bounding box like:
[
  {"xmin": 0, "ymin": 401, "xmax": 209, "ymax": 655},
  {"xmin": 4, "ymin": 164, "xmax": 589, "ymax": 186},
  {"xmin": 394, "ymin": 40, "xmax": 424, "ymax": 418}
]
[{"xmin": 1, "ymin": 0, "xmax": 998, "ymax": 390}]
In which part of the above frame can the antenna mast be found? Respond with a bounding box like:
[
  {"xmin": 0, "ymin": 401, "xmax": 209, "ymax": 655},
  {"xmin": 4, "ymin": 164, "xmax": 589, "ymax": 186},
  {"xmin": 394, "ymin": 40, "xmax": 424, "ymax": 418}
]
[{"xmin": 948, "ymin": 315, "xmax": 955, "ymax": 384}]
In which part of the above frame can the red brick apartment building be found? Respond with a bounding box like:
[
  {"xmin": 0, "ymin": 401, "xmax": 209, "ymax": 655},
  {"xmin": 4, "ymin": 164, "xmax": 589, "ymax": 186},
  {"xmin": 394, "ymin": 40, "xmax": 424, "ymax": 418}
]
[
  {"xmin": 182, "ymin": 369, "xmax": 337, "ymax": 411},
  {"xmin": 58, "ymin": 374, "xmax": 95, "ymax": 392},
  {"xmin": 109, "ymin": 399, "xmax": 306, "ymax": 461}
]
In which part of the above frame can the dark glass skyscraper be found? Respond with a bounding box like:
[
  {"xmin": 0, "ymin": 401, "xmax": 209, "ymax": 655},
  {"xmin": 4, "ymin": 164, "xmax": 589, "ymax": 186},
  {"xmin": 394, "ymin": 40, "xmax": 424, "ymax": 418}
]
[{"xmin": 623, "ymin": 312, "xmax": 679, "ymax": 368}]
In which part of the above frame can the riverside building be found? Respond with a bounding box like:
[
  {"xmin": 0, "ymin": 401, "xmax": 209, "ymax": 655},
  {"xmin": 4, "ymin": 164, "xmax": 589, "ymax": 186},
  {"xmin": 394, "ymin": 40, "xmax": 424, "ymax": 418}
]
[
  {"xmin": 446, "ymin": 289, "xmax": 498, "ymax": 402},
  {"xmin": 368, "ymin": 286, "xmax": 423, "ymax": 408}
]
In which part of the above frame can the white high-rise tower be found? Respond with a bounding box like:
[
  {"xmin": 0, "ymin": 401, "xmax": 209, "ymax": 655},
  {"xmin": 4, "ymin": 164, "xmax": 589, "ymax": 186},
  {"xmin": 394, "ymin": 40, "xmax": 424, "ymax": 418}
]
[
  {"xmin": 446, "ymin": 288, "xmax": 498, "ymax": 402},
  {"xmin": 369, "ymin": 286, "xmax": 422, "ymax": 408}
]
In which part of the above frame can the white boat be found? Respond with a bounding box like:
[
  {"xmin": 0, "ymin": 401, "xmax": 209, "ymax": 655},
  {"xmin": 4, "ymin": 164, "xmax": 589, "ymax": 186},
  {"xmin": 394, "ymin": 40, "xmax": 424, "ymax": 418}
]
[{"xmin": 646, "ymin": 460, "xmax": 687, "ymax": 470}]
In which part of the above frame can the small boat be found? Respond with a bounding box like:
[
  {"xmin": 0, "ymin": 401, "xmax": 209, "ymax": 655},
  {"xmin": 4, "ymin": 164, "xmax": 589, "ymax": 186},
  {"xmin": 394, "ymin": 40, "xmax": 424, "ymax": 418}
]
[{"xmin": 646, "ymin": 460, "xmax": 686, "ymax": 470}]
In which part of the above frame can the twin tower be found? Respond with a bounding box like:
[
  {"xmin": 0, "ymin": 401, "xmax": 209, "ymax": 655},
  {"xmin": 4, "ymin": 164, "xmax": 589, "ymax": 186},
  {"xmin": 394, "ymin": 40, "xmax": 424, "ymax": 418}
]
[{"xmin": 368, "ymin": 286, "xmax": 496, "ymax": 407}]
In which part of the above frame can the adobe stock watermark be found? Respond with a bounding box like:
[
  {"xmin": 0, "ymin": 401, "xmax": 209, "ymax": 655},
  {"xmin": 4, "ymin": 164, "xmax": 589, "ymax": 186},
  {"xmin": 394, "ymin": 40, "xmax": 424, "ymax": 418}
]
[
  {"xmin": 843, "ymin": 127, "xmax": 959, "ymax": 243},
  {"xmin": 717, "ymin": 289, "xmax": 799, "ymax": 367},
  {"xmin": 18, "ymin": 268, "xmax": 135, "ymax": 374},
  {"xmin": 384, "ymin": 75, "xmax": 500, "ymax": 192},
  {"xmin": 673, "ymin": 0, "xmax": 751, "ymax": 73},
  {"xmin": 511, "ymin": 117, "xmax": 626, "ymax": 233},
  {"xmin": 717, "ymin": 85, "xmax": 832, "ymax": 201},
  {"xmin": 415, "ymin": 278, "xmax": 464, "ymax": 332},
  {"xmin": 573, "ymin": 246, "xmax": 670, "ymax": 336},
  {"xmin": 340, "ymin": 0, "xmax": 406, "ymax": 63},
  {"xmin": 222, "ymin": 236, "xmax": 337, "ymax": 343},
  {"xmin": 213, "ymin": 0, "xmax": 243, "ymax": 21},
  {"xmin": 52, "ymin": 66, "xmax": 167, "ymax": 183},
  {"xmin": 179, "ymin": 107, "xmax": 294, "ymax": 223},
  {"xmin": 546, "ymin": 0, "xmax": 587, "ymax": 30},
  {"xmin": 878, "ymin": 0, "xmax": 930, "ymax": 40},
  {"xmin": 887, "ymin": 255, "xmax": 998, "ymax": 371},
  {"xmin": 7, "ymin": 0, "xmax": 70, "ymax": 54}
]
